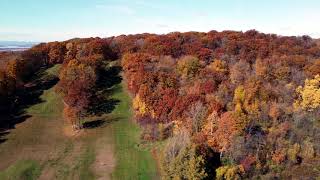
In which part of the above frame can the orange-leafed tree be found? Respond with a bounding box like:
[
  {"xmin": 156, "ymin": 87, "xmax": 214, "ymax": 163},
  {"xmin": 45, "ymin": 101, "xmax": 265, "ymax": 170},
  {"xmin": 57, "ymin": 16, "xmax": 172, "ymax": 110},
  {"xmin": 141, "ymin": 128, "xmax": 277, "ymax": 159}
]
[
  {"xmin": 207, "ymin": 112, "xmax": 239, "ymax": 153},
  {"xmin": 57, "ymin": 59, "xmax": 97, "ymax": 129}
]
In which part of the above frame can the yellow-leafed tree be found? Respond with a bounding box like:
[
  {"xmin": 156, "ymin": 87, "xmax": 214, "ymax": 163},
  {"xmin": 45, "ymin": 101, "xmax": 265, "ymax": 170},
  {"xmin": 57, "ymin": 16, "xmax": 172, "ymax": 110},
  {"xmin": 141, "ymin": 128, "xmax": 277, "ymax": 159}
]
[
  {"xmin": 132, "ymin": 94, "xmax": 151, "ymax": 116},
  {"xmin": 295, "ymin": 75, "xmax": 320, "ymax": 111},
  {"xmin": 176, "ymin": 56, "xmax": 200, "ymax": 79}
]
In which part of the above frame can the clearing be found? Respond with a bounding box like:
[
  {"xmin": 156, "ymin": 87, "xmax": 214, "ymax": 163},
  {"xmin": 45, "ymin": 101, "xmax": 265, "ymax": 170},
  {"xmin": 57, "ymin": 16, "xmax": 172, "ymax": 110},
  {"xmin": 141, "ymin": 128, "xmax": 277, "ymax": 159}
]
[{"xmin": 0, "ymin": 64, "xmax": 158, "ymax": 180}]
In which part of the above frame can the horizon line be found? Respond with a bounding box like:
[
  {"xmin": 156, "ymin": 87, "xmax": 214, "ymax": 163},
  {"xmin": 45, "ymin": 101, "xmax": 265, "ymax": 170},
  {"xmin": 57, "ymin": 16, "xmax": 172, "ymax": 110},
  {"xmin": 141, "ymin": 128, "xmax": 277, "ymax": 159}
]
[{"xmin": 0, "ymin": 29, "xmax": 319, "ymax": 43}]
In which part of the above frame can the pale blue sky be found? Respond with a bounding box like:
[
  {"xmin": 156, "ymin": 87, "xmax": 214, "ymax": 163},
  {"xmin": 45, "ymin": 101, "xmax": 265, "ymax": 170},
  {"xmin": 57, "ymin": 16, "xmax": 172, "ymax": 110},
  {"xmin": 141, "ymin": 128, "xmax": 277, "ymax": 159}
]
[{"xmin": 1, "ymin": 0, "xmax": 320, "ymax": 42}]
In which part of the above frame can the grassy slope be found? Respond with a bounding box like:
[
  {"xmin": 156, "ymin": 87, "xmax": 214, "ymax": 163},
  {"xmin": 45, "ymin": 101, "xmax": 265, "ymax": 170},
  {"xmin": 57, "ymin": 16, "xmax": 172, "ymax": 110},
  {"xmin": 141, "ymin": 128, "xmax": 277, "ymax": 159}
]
[
  {"xmin": 0, "ymin": 160, "xmax": 41, "ymax": 180},
  {"xmin": 110, "ymin": 84, "xmax": 158, "ymax": 179},
  {"xmin": 0, "ymin": 65, "xmax": 97, "ymax": 179},
  {"xmin": 26, "ymin": 64, "xmax": 63, "ymax": 118},
  {"xmin": 0, "ymin": 65, "xmax": 66, "ymax": 179},
  {"xmin": 0, "ymin": 65, "xmax": 158, "ymax": 179}
]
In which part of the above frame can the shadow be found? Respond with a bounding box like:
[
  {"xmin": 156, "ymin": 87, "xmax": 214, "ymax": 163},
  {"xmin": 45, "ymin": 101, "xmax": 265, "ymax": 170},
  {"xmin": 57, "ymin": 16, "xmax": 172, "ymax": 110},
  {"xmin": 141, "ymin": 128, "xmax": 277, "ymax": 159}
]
[
  {"xmin": 104, "ymin": 82, "xmax": 123, "ymax": 97},
  {"xmin": 83, "ymin": 120, "xmax": 106, "ymax": 129},
  {"xmin": 16, "ymin": 75, "xmax": 59, "ymax": 109},
  {"xmin": 0, "ymin": 131, "xmax": 9, "ymax": 144},
  {"xmin": 88, "ymin": 98, "xmax": 120, "ymax": 116},
  {"xmin": 0, "ymin": 113, "xmax": 32, "ymax": 144},
  {"xmin": 96, "ymin": 66, "xmax": 122, "ymax": 90},
  {"xmin": 82, "ymin": 117, "xmax": 121, "ymax": 129},
  {"xmin": 0, "ymin": 138, "xmax": 7, "ymax": 144},
  {"xmin": 88, "ymin": 66, "xmax": 122, "ymax": 116},
  {"xmin": 0, "ymin": 67, "xmax": 59, "ymax": 144},
  {"xmin": 204, "ymin": 151, "xmax": 221, "ymax": 180}
]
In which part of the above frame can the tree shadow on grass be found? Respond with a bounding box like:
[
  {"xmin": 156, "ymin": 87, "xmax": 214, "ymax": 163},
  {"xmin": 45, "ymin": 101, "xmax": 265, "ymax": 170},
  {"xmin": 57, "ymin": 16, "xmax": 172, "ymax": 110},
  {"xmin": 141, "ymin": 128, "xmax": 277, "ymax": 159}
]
[
  {"xmin": 83, "ymin": 117, "xmax": 121, "ymax": 129},
  {"xmin": 83, "ymin": 120, "xmax": 106, "ymax": 129},
  {"xmin": 96, "ymin": 66, "xmax": 122, "ymax": 90},
  {"xmin": 84, "ymin": 65, "xmax": 124, "ymax": 129},
  {"xmin": 0, "ymin": 67, "xmax": 59, "ymax": 144},
  {"xmin": 89, "ymin": 98, "xmax": 120, "ymax": 116},
  {"xmin": 88, "ymin": 66, "xmax": 122, "ymax": 117},
  {"xmin": 17, "ymin": 75, "xmax": 59, "ymax": 109},
  {"xmin": 0, "ymin": 131, "xmax": 9, "ymax": 144}
]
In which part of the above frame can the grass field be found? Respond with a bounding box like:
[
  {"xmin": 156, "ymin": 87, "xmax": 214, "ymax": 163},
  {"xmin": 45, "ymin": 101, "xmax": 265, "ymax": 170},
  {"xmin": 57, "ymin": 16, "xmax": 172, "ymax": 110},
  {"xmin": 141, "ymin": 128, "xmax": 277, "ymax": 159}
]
[
  {"xmin": 110, "ymin": 84, "xmax": 158, "ymax": 179},
  {"xmin": 0, "ymin": 64, "xmax": 158, "ymax": 179},
  {"xmin": 0, "ymin": 160, "xmax": 41, "ymax": 180}
]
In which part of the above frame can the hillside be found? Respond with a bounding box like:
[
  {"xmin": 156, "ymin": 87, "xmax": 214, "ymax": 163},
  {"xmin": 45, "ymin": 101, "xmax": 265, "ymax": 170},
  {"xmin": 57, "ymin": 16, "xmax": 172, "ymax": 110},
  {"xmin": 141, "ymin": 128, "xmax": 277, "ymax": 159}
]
[{"xmin": 0, "ymin": 30, "xmax": 320, "ymax": 179}]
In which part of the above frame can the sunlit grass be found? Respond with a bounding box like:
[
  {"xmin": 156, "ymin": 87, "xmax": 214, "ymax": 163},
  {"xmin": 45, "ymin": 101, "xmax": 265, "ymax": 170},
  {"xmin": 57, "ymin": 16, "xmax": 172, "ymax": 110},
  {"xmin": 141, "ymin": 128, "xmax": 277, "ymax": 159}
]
[
  {"xmin": 27, "ymin": 64, "xmax": 63, "ymax": 118},
  {"xmin": 0, "ymin": 65, "xmax": 158, "ymax": 179},
  {"xmin": 111, "ymin": 83, "xmax": 158, "ymax": 180},
  {"xmin": 0, "ymin": 160, "xmax": 41, "ymax": 180},
  {"xmin": 26, "ymin": 87, "xmax": 63, "ymax": 118}
]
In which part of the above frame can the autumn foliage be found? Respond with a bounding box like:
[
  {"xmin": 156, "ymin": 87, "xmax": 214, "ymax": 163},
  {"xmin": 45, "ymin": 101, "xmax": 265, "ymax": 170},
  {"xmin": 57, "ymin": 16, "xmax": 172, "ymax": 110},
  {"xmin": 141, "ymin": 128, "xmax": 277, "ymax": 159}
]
[
  {"xmin": 1, "ymin": 30, "xmax": 320, "ymax": 179},
  {"xmin": 119, "ymin": 30, "xmax": 320, "ymax": 179}
]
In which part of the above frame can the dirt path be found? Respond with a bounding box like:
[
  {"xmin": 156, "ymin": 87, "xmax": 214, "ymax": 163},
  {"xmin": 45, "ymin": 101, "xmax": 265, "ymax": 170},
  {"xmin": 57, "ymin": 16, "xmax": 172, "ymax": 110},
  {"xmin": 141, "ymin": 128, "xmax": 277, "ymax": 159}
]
[{"xmin": 92, "ymin": 136, "xmax": 115, "ymax": 180}]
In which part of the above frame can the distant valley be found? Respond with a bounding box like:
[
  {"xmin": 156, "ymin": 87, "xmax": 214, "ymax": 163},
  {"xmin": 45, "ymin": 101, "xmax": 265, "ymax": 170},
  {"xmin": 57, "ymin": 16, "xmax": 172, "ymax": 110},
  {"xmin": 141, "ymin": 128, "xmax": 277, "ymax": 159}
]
[{"xmin": 0, "ymin": 41, "xmax": 37, "ymax": 52}]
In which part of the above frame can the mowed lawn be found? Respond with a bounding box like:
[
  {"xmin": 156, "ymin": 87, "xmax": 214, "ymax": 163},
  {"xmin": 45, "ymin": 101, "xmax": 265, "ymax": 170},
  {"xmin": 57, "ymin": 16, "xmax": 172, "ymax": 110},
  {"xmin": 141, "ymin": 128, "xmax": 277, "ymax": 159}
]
[
  {"xmin": 0, "ymin": 65, "xmax": 158, "ymax": 180},
  {"xmin": 110, "ymin": 84, "xmax": 158, "ymax": 180}
]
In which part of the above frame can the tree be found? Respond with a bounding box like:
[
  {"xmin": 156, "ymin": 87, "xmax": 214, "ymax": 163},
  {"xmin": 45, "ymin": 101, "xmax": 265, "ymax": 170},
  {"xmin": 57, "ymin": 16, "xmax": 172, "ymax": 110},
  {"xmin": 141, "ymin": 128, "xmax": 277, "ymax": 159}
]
[
  {"xmin": 216, "ymin": 165, "xmax": 244, "ymax": 180},
  {"xmin": 294, "ymin": 75, "xmax": 320, "ymax": 111},
  {"xmin": 132, "ymin": 94, "xmax": 148, "ymax": 116},
  {"xmin": 6, "ymin": 59, "xmax": 21, "ymax": 81},
  {"xmin": 57, "ymin": 59, "xmax": 97, "ymax": 129},
  {"xmin": 0, "ymin": 71, "xmax": 16, "ymax": 112},
  {"xmin": 208, "ymin": 59, "xmax": 227, "ymax": 73},
  {"xmin": 177, "ymin": 56, "xmax": 200, "ymax": 79},
  {"xmin": 207, "ymin": 112, "xmax": 239, "ymax": 152},
  {"xmin": 231, "ymin": 60, "xmax": 251, "ymax": 85},
  {"xmin": 304, "ymin": 59, "xmax": 320, "ymax": 78},
  {"xmin": 48, "ymin": 42, "xmax": 66, "ymax": 64},
  {"xmin": 160, "ymin": 131, "xmax": 207, "ymax": 179},
  {"xmin": 187, "ymin": 101, "xmax": 208, "ymax": 134},
  {"xmin": 233, "ymin": 85, "xmax": 249, "ymax": 131},
  {"xmin": 203, "ymin": 110, "xmax": 218, "ymax": 137},
  {"xmin": 174, "ymin": 145, "xmax": 207, "ymax": 179},
  {"xmin": 269, "ymin": 102, "xmax": 282, "ymax": 122}
]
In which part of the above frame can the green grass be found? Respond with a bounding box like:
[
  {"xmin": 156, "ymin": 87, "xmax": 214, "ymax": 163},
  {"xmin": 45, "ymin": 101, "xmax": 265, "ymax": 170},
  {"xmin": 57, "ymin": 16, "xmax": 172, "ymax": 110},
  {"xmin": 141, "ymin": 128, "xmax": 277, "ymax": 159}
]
[
  {"xmin": 75, "ymin": 147, "xmax": 96, "ymax": 180},
  {"xmin": 0, "ymin": 64, "xmax": 158, "ymax": 179},
  {"xmin": 111, "ymin": 84, "xmax": 158, "ymax": 180},
  {"xmin": 26, "ymin": 88, "xmax": 63, "ymax": 118},
  {"xmin": 45, "ymin": 64, "xmax": 62, "ymax": 77},
  {"xmin": 27, "ymin": 64, "xmax": 63, "ymax": 117},
  {"xmin": 0, "ymin": 65, "xmax": 66, "ymax": 179},
  {"xmin": 0, "ymin": 160, "xmax": 41, "ymax": 180}
]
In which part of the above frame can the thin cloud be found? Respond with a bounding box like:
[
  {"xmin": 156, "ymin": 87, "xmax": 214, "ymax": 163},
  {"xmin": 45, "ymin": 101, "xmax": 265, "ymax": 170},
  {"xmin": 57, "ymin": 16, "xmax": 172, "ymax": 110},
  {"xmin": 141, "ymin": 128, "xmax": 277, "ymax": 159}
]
[
  {"xmin": 95, "ymin": 4, "xmax": 135, "ymax": 15},
  {"xmin": 156, "ymin": 24, "xmax": 170, "ymax": 28}
]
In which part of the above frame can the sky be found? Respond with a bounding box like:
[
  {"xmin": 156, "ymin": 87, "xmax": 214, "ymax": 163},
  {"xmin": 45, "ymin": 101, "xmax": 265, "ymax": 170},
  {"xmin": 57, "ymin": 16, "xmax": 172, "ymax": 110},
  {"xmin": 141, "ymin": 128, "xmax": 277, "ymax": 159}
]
[{"xmin": 1, "ymin": 0, "xmax": 320, "ymax": 42}]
